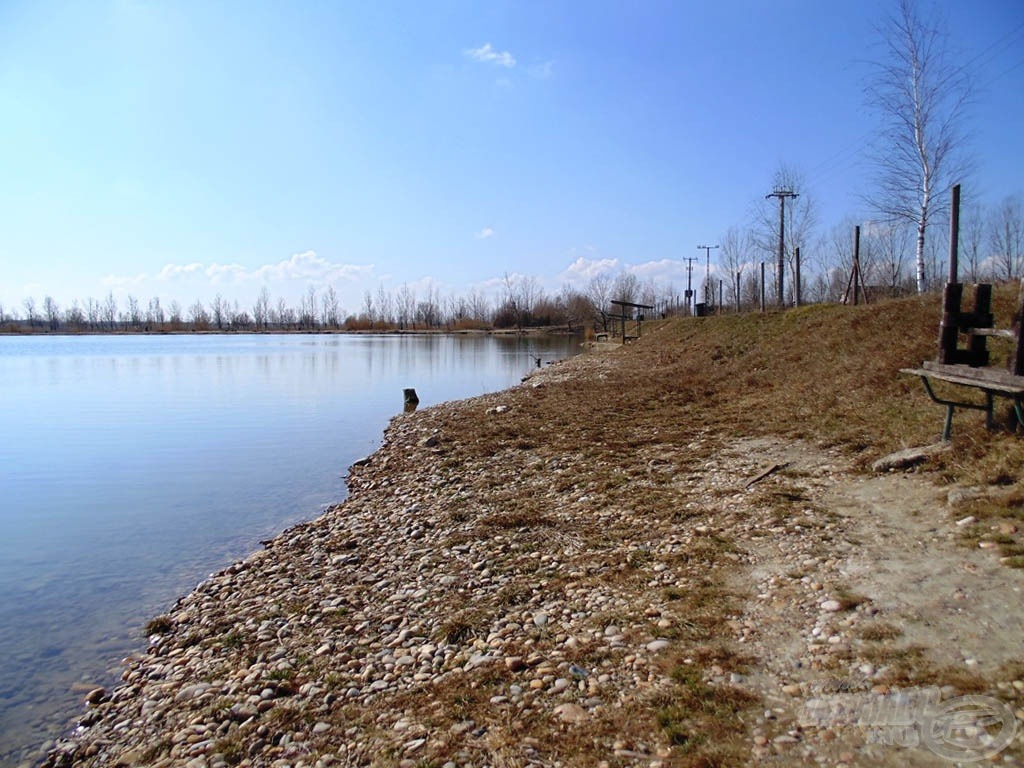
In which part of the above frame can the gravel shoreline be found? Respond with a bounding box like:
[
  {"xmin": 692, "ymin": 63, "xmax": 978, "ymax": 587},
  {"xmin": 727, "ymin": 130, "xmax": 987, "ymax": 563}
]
[
  {"xmin": 45, "ymin": 355, "xmax": 682, "ymax": 768},
  {"xmin": 40, "ymin": 341, "xmax": 1024, "ymax": 767}
]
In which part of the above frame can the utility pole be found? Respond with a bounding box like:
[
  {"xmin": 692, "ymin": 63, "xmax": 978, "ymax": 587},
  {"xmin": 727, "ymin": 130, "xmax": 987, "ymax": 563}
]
[
  {"xmin": 765, "ymin": 187, "xmax": 798, "ymax": 307},
  {"xmin": 682, "ymin": 257, "xmax": 698, "ymax": 315},
  {"xmin": 697, "ymin": 244, "xmax": 719, "ymax": 310}
]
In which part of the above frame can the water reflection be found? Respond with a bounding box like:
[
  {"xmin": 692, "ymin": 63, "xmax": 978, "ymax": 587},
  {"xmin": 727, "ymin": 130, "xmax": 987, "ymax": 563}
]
[{"xmin": 0, "ymin": 332, "xmax": 580, "ymax": 765}]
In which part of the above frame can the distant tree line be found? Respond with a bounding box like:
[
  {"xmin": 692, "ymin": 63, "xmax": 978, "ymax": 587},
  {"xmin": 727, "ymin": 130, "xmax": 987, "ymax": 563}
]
[
  {"xmin": 3, "ymin": 184, "xmax": 1021, "ymax": 336},
  {"xmin": 0, "ymin": 272, "xmax": 685, "ymax": 335}
]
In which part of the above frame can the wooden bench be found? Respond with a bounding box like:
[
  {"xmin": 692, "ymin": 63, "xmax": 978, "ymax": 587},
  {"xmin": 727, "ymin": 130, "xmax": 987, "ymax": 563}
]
[
  {"xmin": 901, "ymin": 361, "xmax": 1024, "ymax": 440},
  {"xmin": 902, "ymin": 280, "xmax": 1024, "ymax": 440}
]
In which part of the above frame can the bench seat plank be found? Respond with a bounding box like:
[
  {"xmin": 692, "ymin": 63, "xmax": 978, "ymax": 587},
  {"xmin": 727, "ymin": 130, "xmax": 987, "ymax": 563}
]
[{"xmin": 901, "ymin": 367, "xmax": 1024, "ymax": 395}]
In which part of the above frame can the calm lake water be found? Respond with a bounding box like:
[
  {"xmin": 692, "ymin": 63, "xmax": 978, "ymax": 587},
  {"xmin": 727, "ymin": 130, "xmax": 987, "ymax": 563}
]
[{"xmin": 0, "ymin": 332, "xmax": 580, "ymax": 765}]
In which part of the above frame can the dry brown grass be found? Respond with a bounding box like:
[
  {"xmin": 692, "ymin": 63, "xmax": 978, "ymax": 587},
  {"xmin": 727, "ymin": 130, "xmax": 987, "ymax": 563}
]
[
  {"xmin": 381, "ymin": 288, "xmax": 1024, "ymax": 765},
  {"xmin": 455, "ymin": 288, "xmax": 1024, "ymax": 480}
]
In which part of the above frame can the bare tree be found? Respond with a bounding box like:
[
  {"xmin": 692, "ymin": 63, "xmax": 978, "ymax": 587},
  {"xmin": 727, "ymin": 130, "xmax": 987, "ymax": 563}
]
[
  {"xmin": 989, "ymin": 194, "xmax": 1024, "ymax": 280},
  {"xmin": 466, "ymin": 288, "xmax": 490, "ymax": 324},
  {"xmin": 864, "ymin": 221, "xmax": 913, "ymax": 294},
  {"xmin": 361, "ymin": 290, "xmax": 375, "ymax": 327},
  {"xmin": 147, "ymin": 297, "xmax": 164, "ymax": 327},
  {"xmin": 102, "ymin": 292, "xmax": 118, "ymax": 330},
  {"xmin": 189, "ymin": 300, "xmax": 210, "ymax": 328},
  {"xmin": 85, "ymin": 297, "xmax": 101, "ymax": 329},
  {"xmin": 63, "ymin": 301, "xmax": 86, "ymax": 330},
  {"xmin": 43, "ymin": 296, "xmax": 61, "ymax": 331},
  {"xmin": 253, "ymin": 286, "xmax": 271, "ymax": 330},
  {"xmin": 517, "ymin": 275, "xmax": 543, "ymax": 324},
  {"xmin": 210, "ymin": 294, "xmax": 226, "ymax": 330},
  {"xmin": 961, "ymin": 198, "xmax": 987, "ymax": 283},
  {"xmin": 396, "ymin": 283, "xmax": 415, "ymax": 329},
  {"xmin": 612, "ymin": 272, "xmax": 639, "ymax": 305},
  {"xmin": 230, "ymin": 300, "xmax": 252, "ymax": 330},
  {"xmin": 22, "ymin": 297, "xmax": 38, "ymax": 328},
  {"xmin": 125, "ymin": 295, "xmax": 142, "ymax": 328},
  {"xmin": 559, "ymin": 285, "xmax": 593, "ymax": 332},
  {"xmin": 299, "ymin": 286, "xmax": 318, "ymax": 330},
  {"xmin": 376, "ymin": 284, "xmax": 394, "ymax": 327},
  {"xmin": 719, "ymin": 227, "xmax": 752, "ymax": 310},
  {"xmin": 417, "ymin": 284, "xmax": 442, "ymax": 328},
  {"xmin": 586, "ymin": 273, "xmax": 613, "ymax": 331},
  {"xmin": 322, "ymin": 285, "xmax": 341, "ymax": 329},
  {"xmin": 865, "ymin": 0, "xmax": 971, "ymax": 293}
]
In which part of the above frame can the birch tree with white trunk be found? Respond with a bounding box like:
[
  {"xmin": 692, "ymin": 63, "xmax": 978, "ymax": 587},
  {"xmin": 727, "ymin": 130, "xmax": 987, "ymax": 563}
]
[{"xmin": 864, "ymin": 0, "xmax": 971, "ymax": 294}]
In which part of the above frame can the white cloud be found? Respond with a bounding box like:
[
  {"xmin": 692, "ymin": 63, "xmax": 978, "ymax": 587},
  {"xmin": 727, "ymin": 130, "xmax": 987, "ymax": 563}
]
[
  {"xmin": 475, "ymin": 227, "xmax": 495, "ymax": 239},
  {"xmin": 157, "ymin": 262, "xmax": 203, "ymax": 280},
  {"xmin": 464, "ymin": 43, "xmax": 516, "ymax": 68},
  {"xmin": 102, "ymin": 251, "xmax": 375, "ymax": 294},
  {"xmin": 474, "ymin": 275, "xmax": 507, "ymax": 292},
  {"xmin": 561, "ymin": 256, "xmax": 619, "ymax": 283},
  {"xmin": 624, "ymin": 259, "xmax": 687, "ymax": 282},
  {"xmin": 205, "ymin": 263, "xmax": 248, "ymax": 282}
]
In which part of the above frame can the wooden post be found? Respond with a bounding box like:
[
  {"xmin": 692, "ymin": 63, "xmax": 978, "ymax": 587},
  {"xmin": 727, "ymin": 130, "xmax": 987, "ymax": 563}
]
[
  {"xmin": 760, "ymin": 262, "xmax": 766, "ymax": 312},
  {"xmin": 937, "ymin": 283, "xmax": 963, "ymax": 364},
  {"xmin": 968, "ymin": 284, "xmax": 993, "ymax": 367},
  {"xmin": 718, "ymin": 280, "xmax": 723, "ymax": 314},
  {"xmin": 794, "ymin": 246, "xmax": 802, "ymax": 307},
  {"xmin": 1013, "ymin": 280, "xmax": 1024, "ymax": 376},
  {"xmin": 948, "ymin": 183, "xmax": 961, "ymax": 285},
  {"xmin": 403, "ymin": 388, "xmax": 420, "ymax": 413},
  {"xmin": 735, "ymin": 271, "xmax": 741, "ymax": 314},
  {"xmin": 853, "ymin": 226, "xmax": 861, "ymax": 306}
]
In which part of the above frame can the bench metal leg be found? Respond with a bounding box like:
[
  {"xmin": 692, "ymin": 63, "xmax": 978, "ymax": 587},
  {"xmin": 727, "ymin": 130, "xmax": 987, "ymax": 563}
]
[
  {"xmin": 918, "ymin": 375, "xmax": 995, "ymax": 441},
  {"xmin": 943, "ymin": 405, "xmax": 955, "ymax": 441}
]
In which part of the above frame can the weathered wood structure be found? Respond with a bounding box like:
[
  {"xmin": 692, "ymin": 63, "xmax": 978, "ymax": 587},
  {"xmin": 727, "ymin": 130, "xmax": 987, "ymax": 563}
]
[
  {"xmin": 901, "ymin": 186, "xmax": 1024, "ymax": 440},
  {"xmin": 609, "ymin": 299, "xmax": 654, "ymax": 342}
]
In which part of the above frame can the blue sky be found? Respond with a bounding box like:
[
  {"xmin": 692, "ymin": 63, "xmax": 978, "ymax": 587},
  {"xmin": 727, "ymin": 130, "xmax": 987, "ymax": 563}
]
[{"xmin": 1, "ymin": 0, "xmax": 1022, "ymax": 314}]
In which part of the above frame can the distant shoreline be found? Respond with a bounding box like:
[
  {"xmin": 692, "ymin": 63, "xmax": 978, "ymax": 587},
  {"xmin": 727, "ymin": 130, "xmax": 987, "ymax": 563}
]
[{"xmin": 0, "ymin": 326, "xmax": 584, "ymax": 338}]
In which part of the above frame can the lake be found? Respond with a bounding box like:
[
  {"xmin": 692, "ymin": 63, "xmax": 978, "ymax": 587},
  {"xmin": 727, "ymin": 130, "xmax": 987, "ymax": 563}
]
[{"xmin": 0, "ymin": 332, "xmax": 581, "ymax": 765}]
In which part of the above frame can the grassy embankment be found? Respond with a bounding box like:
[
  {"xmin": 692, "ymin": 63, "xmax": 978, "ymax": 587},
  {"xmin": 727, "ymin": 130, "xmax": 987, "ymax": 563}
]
[{"xmin": 401, "ymin": 288, "xmax": 1024, "ymax": 766}]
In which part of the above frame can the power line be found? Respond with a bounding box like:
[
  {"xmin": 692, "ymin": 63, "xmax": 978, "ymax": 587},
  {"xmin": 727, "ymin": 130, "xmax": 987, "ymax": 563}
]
[
  {"xmin": 962, "ymin": 19, "xmax": 1024, "ymax": 74},
  {"xmin": 696, "ymin": 245, "xmax": 719, "ymax": 308},
  {"xmin": 765, "ymin": 188, "xmax": 798, "ymax": 307}
]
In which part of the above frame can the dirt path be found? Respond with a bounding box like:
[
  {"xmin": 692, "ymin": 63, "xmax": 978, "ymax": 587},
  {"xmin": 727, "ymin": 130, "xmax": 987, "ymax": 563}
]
[{"xmin": 723, "ymin": 437, "xmax": 1024, "ymax": 766}]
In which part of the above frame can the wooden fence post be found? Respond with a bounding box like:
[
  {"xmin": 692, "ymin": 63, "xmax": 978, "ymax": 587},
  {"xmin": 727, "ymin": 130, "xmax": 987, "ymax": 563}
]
[
  {"xmin": 760, "ymin": 262, "xmax": 766, "ymax": 312},
  {"xmin": 1013, "ymin": 280, "xmax": 1024, "ymax": 376}
]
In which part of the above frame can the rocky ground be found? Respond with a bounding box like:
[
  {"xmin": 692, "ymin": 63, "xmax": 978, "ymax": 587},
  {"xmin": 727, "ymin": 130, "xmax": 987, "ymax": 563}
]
[{"xmin": 41, "ymin": 339, "xmax": 1024, "ymax": 767}]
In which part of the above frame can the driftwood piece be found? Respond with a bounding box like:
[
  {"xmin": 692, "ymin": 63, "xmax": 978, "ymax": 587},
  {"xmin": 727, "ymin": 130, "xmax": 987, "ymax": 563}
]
[{"xmin": 745, "ymin": 462, "xmax": 790, "ymax": 489}]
